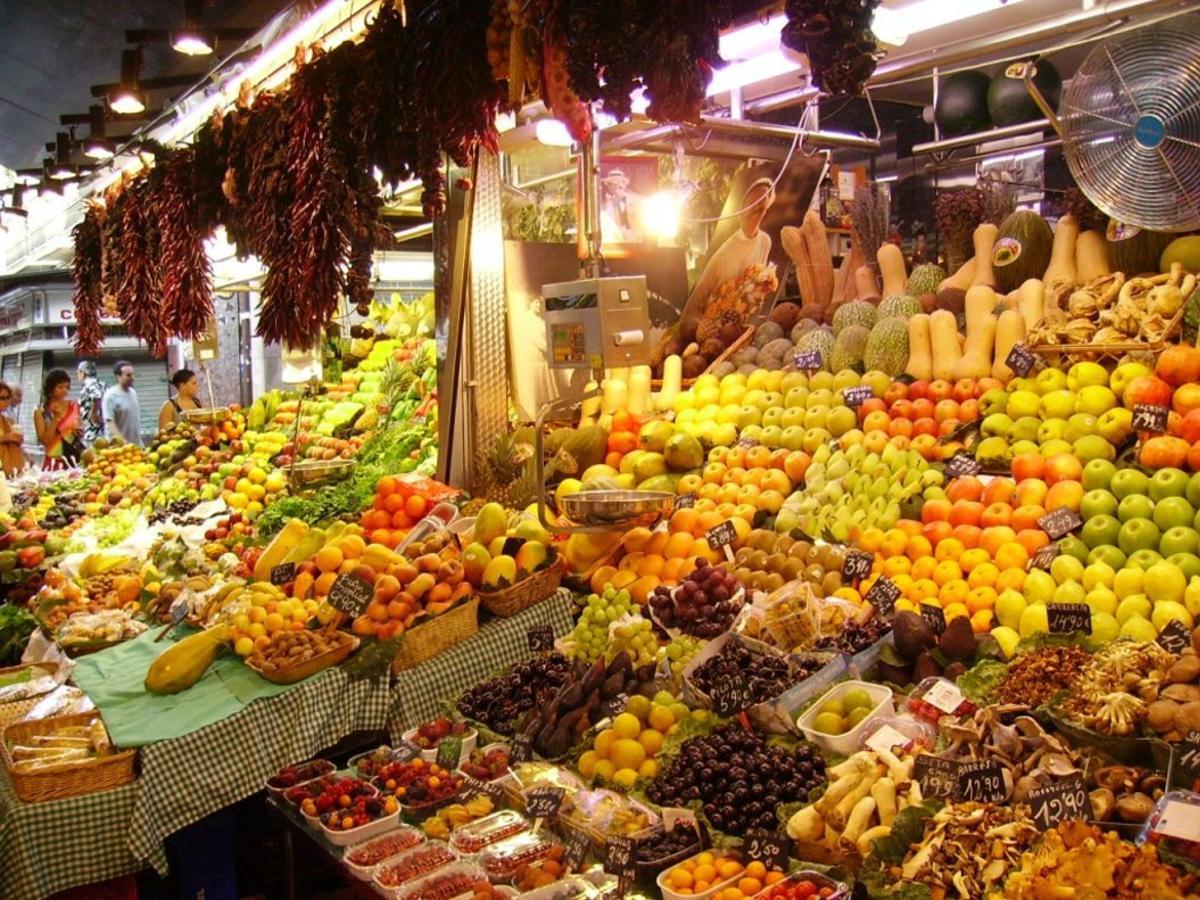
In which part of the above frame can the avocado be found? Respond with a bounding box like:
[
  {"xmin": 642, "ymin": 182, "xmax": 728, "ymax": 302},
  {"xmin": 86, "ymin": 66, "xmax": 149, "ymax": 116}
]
[
  {"xmin": 939, "ymin": 616, "xmax": 977, "ymax": 664},
  {"xmin": 894, "ymin": 610, "xmax": 936, "ymax": 661}
]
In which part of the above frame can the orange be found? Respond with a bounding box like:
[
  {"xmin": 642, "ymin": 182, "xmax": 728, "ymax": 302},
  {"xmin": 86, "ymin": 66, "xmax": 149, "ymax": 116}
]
[
  {"xmin": 934, "ymin": 537, "xmax": 965, "ymax": 562},
  {"xmin": 995, "ymin": 567, "xmax": 1026, "ymax": 593},
  {"xmin": 670, "ymin": 508, "xmax": 699, "ymax": 536},
  {"xmin": 744, "ymin": 862, "xmax": 767, "ymax": 880},
  {"xmin": 882, "ymin": 556, "xmax": 911, "ymax": 578},
  {"xmin": 1010, "ymin": 504, "xmax": 1046, "ymax": 532},
  {"xmin": 910, "ymin": 556, "xmax": 937, "ymax": 580},
  {"xmin": 405, "ymin": 494, "xmax": 427, "ymax": 519},
  {"xmin": 1017, "ymin": 528, "xmax": 1051, "ymax": 555},
  {"xmin": 952, "ymin": 524, "xmax": 982, "ymax": 549},
  {"xmin": 889, "ymin": 573, "xmax": 915, "ymax": 594},
  {"xmin": 967, "ymin": 562, "xmax": 999, "ymax": 589},
  {"xmin": 660, "ymin": 557, "xmax": 687, "ymax": 583},
  {"xmin": 391, "ymin": 510, "xmax": 414, "ymax": 529},
  {"xmin": 375, "ymin": 475, "xmax": 398, "ymax": 496},
  {"xmin": 897, "ymin": 519, "xmax": 923, "ymax": 538},
  {"xmin": 905, "ymin": 535, "xmax": 932, "ymax": 561},
  {"xmin": 994, "ymin": 543, "xmax": 1030, "ymax": 571},
  {"xmin": 939, "ymin": 578, "xmax": 969, "ymax": 606},
  {"xmin": 383, "ymin": 492, "xmax": 406, "ymax": 514},
  {"xmin": 664, "ymin": 532, "xmax": 695, "ymax": 559},
  {"xmin": 911, "ymin": 578, "xmax": 939, "ymax": 601},
  {"xmin": 880, "ymin": 529, "xmax": 909, "ymax": 558},
  {"xmin": 362, "ymin": 508, "xmax": 390, "ymax": 531},
  {"xmin": 639, "ymin": 554, "xmax": 666, "ymax": 578},
  {"xmin": 314, "ymin": 571, "xmax": 338, "ymax": 596},
  {"xmin": 958, "ymin": 547, "xmax": 990, "ymax": 573},
  {"xmin": 336, "ymin": 534, "xmax": 366, "ymax": 559},
  {"xmin": 965, "ymin": 586, "xmax": 997, "ymax": 614},
  {"xmin": 625, "ymin": 527, "xmax": 653, "ymax": 552},
  {"xmin": 315, "ymin": 545, "xmax": 344, "ymax": 574},
  {"xmin": 970, "ymin": 609, "xmax": 995, "ymax": 633},
  {"xmin": 944, "ymin": 601, "xmax": 971, "ymax": 622},
  {"xmin": 644, "ymin": 531, "xmax": 670, "ymax": 557},
  {"xmin": 857, "ymin": 527, "xmax": 886, "ymax": 553},
  {"xmin": 932, "ymin": 559, "xmax": 962, "ymax": 587}
]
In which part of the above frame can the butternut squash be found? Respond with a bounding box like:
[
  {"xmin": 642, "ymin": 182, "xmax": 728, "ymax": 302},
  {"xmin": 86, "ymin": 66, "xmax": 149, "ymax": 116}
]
[
  {"xmin": 929, "ymin": 310, "xmax": 961, "ymax": 381},
  {"xmin": 971, "ymin": 224, "xmax": 1000, "ymax": 286},
  {"xmin": 627, "ymin": 365, "xmax": 651, "ymax": 416},
  {"xmin": 992, "ymin": 309, "xmax": 1027, "ymax": 380},
  {"xmin": 905, "ymin": 314, "xmax": 933, "ymax": 380},
  {"xmin": 965, "ymin": 285, "xmax": 999, "ymax": 334},
  {"xmin": 940, "ymin": 256, "xmax": 976, "ymax": 292},
  {"xmin": 877, "ymin": 242, "xmax": 907, "ymax": 298},
  {"xmin": 854, "ymin": 265, "xmax": 880, "ymax": 301},
  {"xmin": 1002, "ymin": 289, "xmax": 1020, "ymax": 310},
  {"xmin": 953, "ymin": 313, "xmax": 997, "ymax": 380},
  {"xmin": 1017, "ymin": 278, "xmax": 1044, "ymax": 332},
  {"xmin": 1043, "ymin": 213, "xmax": 1078, "ymax": 287},
  {"xmin": 656, "ymin": 358, "xmax": 682, "ymax": 412},
  {"xmin": 1076, "ymin": 230, "xmax": 1112, "ymax": 283},
  {"xmin": 802, "ymin": 210, "xmax": 834, "ymax": 307}
]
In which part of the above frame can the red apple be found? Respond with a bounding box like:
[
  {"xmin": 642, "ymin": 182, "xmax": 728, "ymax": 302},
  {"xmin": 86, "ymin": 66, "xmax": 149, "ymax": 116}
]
[
  {"xmin": 974, "ymin": 377, "xmax": 1003, "ymax": 398},
  {"xmin": 928, "ymin": 379, "xmax": 953, "ymax": 402},
  {"xmin": 1124, "ymin": 375, "xmax": 1173, "ymax": 410},
  {"xmin": 1178, "ymin": 409, "xmax": 1200, "ymax": 444},
  {"xmin": 952, "ymin": 379, "xmax": 975, "ymax": 403},
  {"xmin": 1172, "ymin": 382, "xmax": 1200, "ymax": 416},
  {"xmin": 883, "ymin": 382, "xmax": 909, "ymax": 406},
  {"xmin": 907, "ymin": 380, "xmax": 930, "ymax": 401},
  {"xmin": 889, "ymin": 398, "xmax": 914, "ymax": 420}
]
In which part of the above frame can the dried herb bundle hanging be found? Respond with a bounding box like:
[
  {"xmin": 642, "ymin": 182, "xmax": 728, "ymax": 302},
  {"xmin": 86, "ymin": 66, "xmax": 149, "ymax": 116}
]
[
  {"xmin": 153, "ymin": 147, "xmax": 214, "ymax": 341},
  {"xmin": 935, "ymin": 189, "xmax": 985, "ymax": 274},
  {"xmin": 641, "ymin": 0, "xmax": 730, "ymax": 123},
  {"xmin": 71, "ymin": 204, "xmax": 105, "ymax": 357},
  {"xmin": 782, "ymin": 0, "xmax": 881, "ymax": 97}
]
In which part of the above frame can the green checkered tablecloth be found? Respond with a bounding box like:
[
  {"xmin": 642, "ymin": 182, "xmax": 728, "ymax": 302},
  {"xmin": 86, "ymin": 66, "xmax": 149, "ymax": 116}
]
[{"xmin": 387, "ymin": 589, "xmax": 577, "ymax": 734}]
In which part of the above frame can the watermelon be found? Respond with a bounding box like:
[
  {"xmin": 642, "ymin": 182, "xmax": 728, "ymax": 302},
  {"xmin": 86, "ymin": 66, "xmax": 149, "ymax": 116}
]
[
  {"xmin": 987, "ymin": 59, "xmax": 1061, "ymax": 127},
  {"xmin": 935, "ymin": 71, "xmax": 991, "ymax": 137},
  {"xmin": 992, "ymin": 209, "xmax": 1053, "ymax": 292}
]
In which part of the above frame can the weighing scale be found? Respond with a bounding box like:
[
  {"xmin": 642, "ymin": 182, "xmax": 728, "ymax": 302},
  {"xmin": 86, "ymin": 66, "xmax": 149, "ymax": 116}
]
[{"xmin": 534, "ymin": 274, "xmax": 675, "ymax": 534}]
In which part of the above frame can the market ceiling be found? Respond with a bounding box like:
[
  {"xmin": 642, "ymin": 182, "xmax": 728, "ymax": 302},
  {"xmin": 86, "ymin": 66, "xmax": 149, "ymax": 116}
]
[{"xmin": 0, "ymin": 0, "xmax": 285, "ymax": 171}]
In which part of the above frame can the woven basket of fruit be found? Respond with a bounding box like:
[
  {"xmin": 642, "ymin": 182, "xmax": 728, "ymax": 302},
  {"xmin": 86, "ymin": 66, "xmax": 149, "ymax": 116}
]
[
  {"xmin": 478, "ymin": 557, "xmax": 565, "ymax": 618},
  {"xmin": 3, "ymin": 711, "xmax": 136, "ymax": 803},
  {"xmin": 245, "ymin": 630, "xmax": 360, "ymax": 685},
  {"xmin": 392, "ymin": 597, "xmax": 480, "ymax": 672}
]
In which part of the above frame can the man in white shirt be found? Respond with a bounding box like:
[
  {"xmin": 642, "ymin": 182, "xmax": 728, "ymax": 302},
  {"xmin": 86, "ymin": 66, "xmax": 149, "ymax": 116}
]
[{"xmin": 680, "ymin": 177, "xmax": 776, "ymax": 330}]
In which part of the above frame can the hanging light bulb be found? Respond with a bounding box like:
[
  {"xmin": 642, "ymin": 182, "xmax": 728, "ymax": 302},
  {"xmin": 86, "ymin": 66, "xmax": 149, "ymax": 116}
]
[
  {"xmin": 83, "ymin": 105, "xmax": 114, "ymax": 160},
  {"xmin": 172, "ymin": 0, "xmax": 215, "ymax": 55},
  {"xmin": 48, "ymin": 132, "xmax": 75, "ymax": 179},
  {"xmin": 109, "ymin": 49, "xmax": 147, "ymax": 114}
]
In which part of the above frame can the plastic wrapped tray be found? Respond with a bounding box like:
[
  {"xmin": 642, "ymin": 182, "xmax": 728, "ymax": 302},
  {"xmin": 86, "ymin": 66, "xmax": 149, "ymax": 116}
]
[
  {"xmin": 449, "ymin": 809, "xmax": 530, "ymax": 854},
  {"xmin": 478, "ymin": 829, "xmax": 563, "ymax": 882},
  {"xmin": 265, "ymin": 758, "xmax": 335, "ymax": 797},
  {"xmin": 796, "ymin": 680, "xmax": 895, "ymax": 756},
  {"xmin": 373, "ymin": 841, "xmax": 460, "ymax": 894},
  {"xmin": 319, "ymin": 808, "xmax": 401, "ymax": 847},
  {"xmin": 343, "ymin": 826, "xmax": 426, "ymax": 881}
]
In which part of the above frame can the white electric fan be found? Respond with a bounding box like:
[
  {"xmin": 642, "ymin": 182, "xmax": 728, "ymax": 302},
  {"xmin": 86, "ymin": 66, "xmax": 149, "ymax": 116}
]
[{"xmin": 1026, "ymin": 11, "xmax": 1200, "ymax": 232}]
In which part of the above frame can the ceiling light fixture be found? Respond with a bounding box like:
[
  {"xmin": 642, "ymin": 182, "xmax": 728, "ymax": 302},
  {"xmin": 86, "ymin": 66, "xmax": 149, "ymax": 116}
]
[
  {"xmin": 1, "ymin": 185, "xmax": 29, "ymax": 220},
  {"xmin": 83, "ymin": 106, "xmax": 115, "ymax": 160},
  {"xmin": 49, "ymin": 132, "xmax": 75, "ymax": 179},
  {"xmin": 38, "ymin": 179, "xmax": 64, "ymax": 199},
  {"xmin": 535, "ymin": 118, "xmax": 574, "ymax": 147},
  {"xmin": 172, "ymin": 0, "xmax": 215, "ymax": 55},
  {"xmin": 109, "ymin": 49, "xmax": 148, "ymax": 114}
]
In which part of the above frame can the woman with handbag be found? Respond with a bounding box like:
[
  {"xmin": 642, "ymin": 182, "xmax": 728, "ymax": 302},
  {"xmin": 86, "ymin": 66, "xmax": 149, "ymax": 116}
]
[{"xmin": 34, "ymin": 369, "xmax": 83, "ymax": 470}]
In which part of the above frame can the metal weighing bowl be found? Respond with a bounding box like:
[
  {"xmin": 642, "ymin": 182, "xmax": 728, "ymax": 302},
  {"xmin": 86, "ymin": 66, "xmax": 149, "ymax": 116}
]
[
  {"xmin": 181, "ymin": 407, "xmax": 232, "ymax": 425},
  {"xmin": 288, "ymin": 458, "xmax": 356, "ymax": 489},
  {"xmin": 560, "ymin": 490, "xmax": 675, "ymax": 528}
]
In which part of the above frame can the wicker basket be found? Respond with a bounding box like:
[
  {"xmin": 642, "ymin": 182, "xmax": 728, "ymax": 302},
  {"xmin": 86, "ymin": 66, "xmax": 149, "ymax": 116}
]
[
  {"xmin": 3, "ymin": 711, "xmax": 137, "ymax": 803},
  {"xmin": 0, "ymin": 662, "xmax": 59, "ymax": 728},
  {"xmin": 651, "ymin": 326, "xmax": 755, "ymax": 391},
  {"xmin": 478, "ymin": 559, "xmax": 565, "ymax": 618},
  {"xmin": 392, "ymin": 598, "xmax": 480, "ymax": 672}
]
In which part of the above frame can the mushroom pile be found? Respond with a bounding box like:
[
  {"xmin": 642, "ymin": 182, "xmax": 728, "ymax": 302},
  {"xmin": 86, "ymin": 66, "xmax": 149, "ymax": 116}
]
[
  {"xmin": 1060, "ymin": 641, "xmax": 1175, "ymax": 736},
  {"xmin": 1088, "ymin": 764, "xmax": 1166, "ymax": 826}
]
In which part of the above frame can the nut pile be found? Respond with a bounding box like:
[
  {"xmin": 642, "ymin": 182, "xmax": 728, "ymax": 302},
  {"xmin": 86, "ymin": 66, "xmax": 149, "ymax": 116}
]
[
  {"xmin": 996, "ymin": 645, "xmax": 1092, "ymax": 708},
  {"xmin": 248, "ymin": 628, "xmax": 352, "ymax": 675}
]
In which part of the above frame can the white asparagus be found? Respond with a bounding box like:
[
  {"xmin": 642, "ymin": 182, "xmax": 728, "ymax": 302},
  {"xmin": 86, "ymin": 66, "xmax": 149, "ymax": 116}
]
[
  {"xmin": 875, "ymin": 747, "xmax": 910, "ymax": 783},
  {"xmin": 816, "ymin": 770, "xmax": 864, "ymax": 813},
  {"xmin": 828, "ymin": 753, "xmax": 873, "ymax": 781},
  {"xmin": 786, "ymin": 805, "xmax": 825, "ymax": 842}
]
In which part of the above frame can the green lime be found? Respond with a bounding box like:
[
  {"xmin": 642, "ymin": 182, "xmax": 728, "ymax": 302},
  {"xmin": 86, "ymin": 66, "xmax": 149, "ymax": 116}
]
[
  {"xmin": 819, "ymin": 698, "xmax": 845, "ymax": 716},
  {"xmin": 812, "ymin": 712, "xmax": 845, "ymax": 735},
  {"xmin": 846, "ymin": 706, "xmax": 871, "ymax": 728},
  {"xmin": 841, "ymin": 688, "xmax": 873, "ymax": 712}
]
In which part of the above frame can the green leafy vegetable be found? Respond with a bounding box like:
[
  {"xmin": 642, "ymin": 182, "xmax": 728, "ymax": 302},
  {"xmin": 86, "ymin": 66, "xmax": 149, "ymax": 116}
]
[
  {"xmin": 957, "ymin": 658, "xmax": 1008, "ymax": 705},
  {"xmin": 0, "ymin": 605, "xmax": 36, "ymax": 665}
]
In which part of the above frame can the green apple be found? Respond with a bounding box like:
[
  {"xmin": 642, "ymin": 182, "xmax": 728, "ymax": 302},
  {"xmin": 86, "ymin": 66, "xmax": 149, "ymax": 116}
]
[
  {"xmin": 1113, "ymin": 566, "xmax": 1145, "ymax": 600},
  {"xmin": 1054, "ymin": 580, "xmax": 1086, "ymax": 606},
  {"xmin": 1167, "ymin": 552, "xmax": 1200, "ymax": 581},
  {"xmin": 1088, "ymin": 545, "xmax": 1127, "ymax": 570},
  {"xmin": 1081, "ymin": 514, "xmax": 1121, "ymax": 549},
  {"xmin": 803, "ymin": 406, "xmax": 830, "ymax": 430},
  {"xmin": 1083, "ymin": 561, "xmax": 1116, "ymax": 591},
  {"xmin": 781, "ymin": 408, "xmax": 806, "ymax": 429},
  {"xmin": 1160, "ymin": 523, "xmax": 1200, "ymax": 556},
  {"xmin": 1109, "ymin": 361, "xmax": 1151, "ymax": 396},
  {"xmin": 1145, "ymin": 560, "xmax": 1187, "ymax": 603},
  {"xmin": 802, "ymin": 429, "xmax": 831, "ymax": 454},
  {"xmin": 1040, "ymin": 390, "xmax": 1076, "ymax": 420},
  {"xmin": 1019, "ymin": 604, "xmax": 1050, "ymax": 638},
  {"xmin": 1035, "ymin": 367, "xmax": 1068, "ymax": 394},
  {"xmin": 1119, "ymin": 615, "xmax": 1158, "ymax": 642},
  {"xmin": 832, "ymin": 369, "xmax": 861, "ymax": 391},
  {"xmin": 1128, "ymin": 548, "xmax": 1164, "ymax": 571},
  {"xmin": 1117, "ymin": 495, "xmax": 1155, "ymax": 522},
  {"xmin": 1185, "ymin": 576, "xmax": 1200, "ymax": 617},
  {"xmin": 1085, "ymin": 585, "xmax": 1118, "ymax": 616},
  {"xmin": 711, "ymin": 423, "xmax": 738, "ymax": 446},
  {"xmin": 1024, "ymin": 568, "xmax": 1056, "ymax": 605},
  {"xmin": 991, "ymin": 625, "xmax": 1021, "ymax": 659},
  {"xmin": 995, "ymin": 590, "xmax": 1027, "ymax": 629},
  {"xmin": 1039, "ymin": 439, "xmax": 1073, "ymax": 458},
  {"xmin": 1006, "ymin": 390, "xmax": 1041, "ymax": 418},
  {"xmin": 1111, "ymin": 469, "xmax": 1151, "ymax": 501},
  {"xmin": 981, "ymin": 413, "xmax": 1014, "ymax": 437},
  {"xmin": 1065, "ymin": 413, "xmax": 1098, "ymax": 442},
  {"xmin": 738, "ymin": 406, "xmax": 762, "ymax": 429},
  {"xmin": 1154, "ymin": 497, "xmax": 1196, "ymax": 532},
  {"xmin": 1010, "ymin": 416, "xmax": 1042, "ymax": 443},
  {"xmin": 1091, "ymin": 612, "xmax": 1120, "ymax": 643},
  {"xmin": 1050, "ymin": 554, "xmax": 1085, "ymax": 585},
  {"xmin": 806, "ymin": 388, "xmax": 834, "ymax": 408},
  {"xmin": 860, "ymin": 370, "xmax": 891, "ymax": 397},
  {"xmin": 1082, "ymin": 459, "xmax": 1118, "ymax": 492},
  {"xmin": 761, "ymin": 407, "xmax": 785, "ymax": 429},
  {"xmin": 1074, "ymin": 435, "xmax": 1116, "ymax": 462},
  {"xmin": 1058, "ymin": 536, "xmax": 1090, "ymax": 563},
  {"xmin": 1068, "ymin": 361, "xmax": 1109, "ymax": 391},
  {"xmin": 975, "ymin": 436, "xmax": 1010, "ymax": 460},
  {"xmin": 1116, "ymin": 593, "xmax": 1152, "ymax": 624},
  {"xmin": 1187, "ymin": 473, "xmax": 1200, "ymax": 509},
  {"xmin": 1080, "ymin": 489, "xmax": 1119, "ymax": 519},
  {"xmin": 759, "ymin": 426, "xmax": 783, "ymax": 448},
  {"xmin": 826, "ymin": 406, "xmax": 857, "ymax": 436},
  {"xmin": 978, "ymin": 388, "xmax": 1008, "ymax": 417},
  {"xmin": 1119, "ymin": 518, "xmax": 1162, "ymax": 555},
  {"xmin": 743, "ymin": 389, "xmax": 766, "ymax": 408},
  {"xmin": 762, "ymin": 391, "xmax": 784, "ymax": 410},
  {"xmin": 716, "ymin": 404, "xmax": 741, "ymax": 425},
  {"xmin": 1096, "ymin": 407, "xmax": 1134, "ymax": 445},
  {"xmin": 1037, "ymin": 419, "xmax": 1068, "ymax": 444},
  {"xmin": 740, "ymin": 424, "xmax": 763, "ymax": 444},
  {"xmin": 780, "ymin": 426, "xmax": 806, "ymax": 452},
  {"xmin": 1075, "ymin": 385, "xmax": 1118, "ymax": 416},
  {"xmin": 784, "ymin": 387, "xmax": 810, "ymax": 408},
  {"xmin": 780, "ymin": 372, "xmax": 808, "ymax": 393},
  {"xmin": 1150, "ymin": 467, "xmax": 1191, "ymax": 501}
]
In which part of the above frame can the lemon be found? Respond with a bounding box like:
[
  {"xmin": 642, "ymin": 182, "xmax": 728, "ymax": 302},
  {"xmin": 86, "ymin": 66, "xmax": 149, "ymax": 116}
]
[
  {"xmin": 647, "ymin": 704, "xmax": 675, "ymax": 733},
  {"xmin": 613, "ymin": 768, "xmax": 639, "ymax": 790},
  {"xmin": 593, "ymin": 759, "xmax": 615, "ymax": 782},
  {"xmin": 669, "ymin": 702, "xmax": 690, "ymax": 722},
  {"xmin": 638, "ymin": 758, "xmax": 659, "ymax": 779},
  {"xmin": 610, "ymin": 738, "xmax": 647, "ymax": 771},
  {"xmin": 577, "ymin": 750, "xmax": 598, "ymax": 779},
  {"xmin": 612, "ymin": 713, "xmax": 642, "ymax": 740}
]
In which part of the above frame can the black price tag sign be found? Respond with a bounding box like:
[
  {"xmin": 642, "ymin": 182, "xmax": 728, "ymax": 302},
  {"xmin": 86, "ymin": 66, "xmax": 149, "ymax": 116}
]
[
  {"xmin": 1133, "ymin": 404, "xmax": 1170, "ymax": 433},
  {"xmin": 1029, "ymin": 776, "xmax": 1089, "ymax": 831},
  {"xmin": 605, "ymin": 833, "xmax": 638, "ymax": 891},
  {"xmin": 510, "ymin": 732, "xmax": 534, "ymax": 764},
  {"xmin": 709, "ymin": 673, "xmax": 754, "ymax": 717},
  {"xmin": 1029, "ymin": 542, "xmax": 1060, "ymax": 572},
  {"xmin": 920, "ymin": 603, "xmax": 947, "ymax": 635},
  {"xmin": 1038, "ymin": 508, "xmax": 1083, "ymax": 540},
  {"xmin": 436, "ymin": 736, "xmax": 463, "ymax": 770},
  {"xmin": 461, "ymin": 775, "xmax": 505, "ymax": 805},
  {"xmin": 843, "ymin": 385, "xmax": 874, "ymax": 407},
  {"xmin": 1157, "ymin": 619, "xmax": 1192, "ymax": 655},
  {"xmin": 1175, "ymin": 732, "xmax": 1200, "ymax": 785},
  {"xmin": 270, "ymin": 562, "xmax": 296, "ymax": 586},
  {"xmin": 736, "ymin": 436, "xmax": 757, "ymax": 450},
  {"xmin": 527, "ymin": 624, "xmax": 555, "ymax": 653},
  {"xmin": 395, "ymin": 740, "xmax": 422, "ymax": 762},
  {"xmin": 1006, "ymin": 343, "xmax": 1036, "ymax": 377},
  {"xmin": 564, "ymin": 829, "xmax": 592, "ymax": 873},
  {"xmin": 945, "ymin": 452, "xmax": 981, "ymax": 477},
  {"xmin": 706, "ymin": 520, "xmax": 738, "ymax": 550},
  {"xmin": 957, "ymin": 759, "xmax": 1007, "ymax": 803},
  {"xmin": 842, "ymin": 550, "xmax": 874, "ymax": 582},
  {"xmin": 675, "ymin": 493, "xmax": 696, "ymax": 509},
  {"xmin": 793, "ymin": 349, "xmax": 822, "ymax": 370},
  {"xmin": 744, "ymin": 829, "xmax": 789, "ymax": 870},
  {"xmin": 525, "ymin": 786, "xmax": 565, "ymax": 819},
  {"xmin": 1048, "ymin": 603, "xmax": 1092, "ymax": 635},
  {"xmin": 327, "ymin": 574, "xmax": 373, "ymax": 617},
  {"xmin": 864, "ymin": 577, "xmax": 901, "ymax": 616},
  {"xmin": 914, "ymin": 755, "xmax": 960, "ymax": 800}
]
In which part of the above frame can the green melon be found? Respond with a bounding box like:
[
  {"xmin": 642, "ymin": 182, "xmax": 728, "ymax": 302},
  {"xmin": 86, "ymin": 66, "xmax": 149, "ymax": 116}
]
[
  {"xmin": 907, "ymin": 263, "xmax": 947, "ymax": 297},
  {"xmin": 863, "ymin": 318, "xmax": 909, "ymax": 376},
  {"xmin": 992, "ymin": 209, "xmax": 1053, "ymax": 292},
  {"xmin": 935, "ymin": 70, "xmax": 991, "ymax": 137},
  {"xmin": 1162, "ymin": 236, "xmax": 1200, "ymax": 274},
  {"xmin": 1104, "ymin": 220, "xmax": 1177, "ymax": 275},
  {"xmin": 830, "ymin": 324, "xmax": 870, "ymax": 373},
  {"xmin": 831, "ymin": 300, "xmax": 878, "ymax": 335},
  {"xmin": 793, "ymin": 326, "xmax": 835, "ymax": 372},
  {"xmin": 877, "ymin": 294, "xmax": 923, "ymax": 319}
]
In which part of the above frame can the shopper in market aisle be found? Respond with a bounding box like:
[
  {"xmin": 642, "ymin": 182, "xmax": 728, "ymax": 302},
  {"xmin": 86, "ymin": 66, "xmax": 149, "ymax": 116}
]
[
  {"xmin": 0, "ymin": 382, "xmax": 25, "ymax": 477},
  {"xmin": 102, "ymin": 360, "xmax": 143, "ymax": 447},
  {"xmin": 34, "ymin": 369, "xmax": 83, "ymax": 469},
  {"xmin": 158, "ymin": 368, "xmax": 202, "ymax": 432},
  {"xmin": 77, "ymin": 360, "xmax": 106, "ymax": 448}
]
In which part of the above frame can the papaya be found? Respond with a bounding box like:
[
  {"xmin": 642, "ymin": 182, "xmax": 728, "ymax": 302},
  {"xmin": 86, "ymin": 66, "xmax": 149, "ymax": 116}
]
[{"xmin": 145, "ymin": 625, "xmax": 229, "ymax": 695}]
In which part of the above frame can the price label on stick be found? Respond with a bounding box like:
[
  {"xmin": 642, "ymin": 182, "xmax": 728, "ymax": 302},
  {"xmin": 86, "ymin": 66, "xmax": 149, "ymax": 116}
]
[
  {"xmin": 436, "ymin": 736, "xmax": 463, "ymax": 770},
  {"xmin": 736, "ymin": 436, "xmax": 757, "ymax": 450},
  {"xmin": 395, "ymin": 740, "xmax": 422, "ymax": 762},
  {"xmin": 462, "ymin": 775, "xmax": 505, "ymax": 805},
  {"xmin": 1048, "ymin": 603, "xmax": 1092, "ymax": 635},
  {"xmin": 843, "ymin": 385, "xmax": 874, "ymax": 408},
  {"xmin": 1029, "ymin": 542, "xmax": 1060, "ymax": 572},
  {"xmin": 945, "ymin": 452, "xmax": 981, "ymax": 477},
  {"xmin": 527, "ymin": 624, "xmax": 555, "ymax": 653},
  {"xmin": 864, "ymin": 577, "xmax": 901, "ymax": 616},
  {"xmin": 1006, "ymin": 343, "xmax": 1036, "ymax": 377},
  {"xmin": 1029, "ymin": 775, "xmax": 1089, "ymax": 831},
  {"xmin": 674, "ymin": 493, "xmax": 696, "ymax": 509},
  {"xmin": 525, "ymin": 786, "xmax": 565, "ymax": 819},
  {"xmin": 920, "ymin": 603, "xmax": 946, "ymax": 635},
  {"xmin": 793, "ymin": 349, "xmax": 822, "ymax": 371},
  {"xmin": 1133, "ymin": 404, "xmax": 1170, "ymax": 434},
  {"xmin": 270, "ymin": 562, "xmax": 296, "ymax": 586},
  {"xmin": 1158, "ymin": 619, "xmax": 1192, "ymax": 655},
  {"xmin": 957, "ymin": 759, "xmax": 1006, "ymax": 803},
  {"xmin": 563, "ymin": 829, "xmax": 592, "ymax": 873},
  {"xmin": 605, "ymin": 833, "xmax": 638, "ymax": 893},
  {"xmin": 1174, "ymin": 733, "xmax": 1200, "ymax": 788},
  {"xmin": 842, "ymin": 550, "xmax": 874, "ymax": 582},
  {"xmin": 1038, "ymin": 508, "xmax": 1083, "ymax": 540},
  {"xmin": 744, "ymin": 829, "xmax": 789, "ymax": 870},
  {"xmin": 709, "ymin": 673, "xmax": 754, "ymax": 717},
  {"xmin": 327, "ymin": 574, "xmax": 373, "ymax": 618},
  {"xmin": 914, "ymin": 755, "xmax": 960, "ymax": 800},
  {"xmin": 706, "ymin": 520, "xmax": 738, "ymax": 551},
  {"xmin": 510, "ymin": 732, "xmax": 533, "ymax": 764}
]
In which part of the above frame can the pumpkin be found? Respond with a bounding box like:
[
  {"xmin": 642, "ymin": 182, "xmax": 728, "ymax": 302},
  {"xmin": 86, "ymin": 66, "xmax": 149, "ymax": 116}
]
[{"xmin": 992, "ymin": 209, "xmax": 1053, "ymax": 292}]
